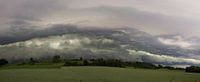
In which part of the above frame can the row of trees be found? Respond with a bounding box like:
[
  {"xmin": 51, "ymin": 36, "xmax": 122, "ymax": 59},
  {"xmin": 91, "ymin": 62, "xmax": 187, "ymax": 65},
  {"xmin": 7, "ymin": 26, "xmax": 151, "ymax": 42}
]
[
  {"xmin": 0, "ymin": 56, "xmax": 61, "ymax": 66},
  {"xmin": 25, "ymin": 56, "xmax": 166, "ymax": 69},
  {"xmin": 64, "ymin": 58, "xmax": 124, "ymax": 67},
  {"xmin": 1, "ymin": 56, "xmax": 198, "ymax": 72},
  {"xmin": 28, "ymin": 55, "xmax": 62, "ymax": 65},
  {"xmin": 63, "ymin": 57, "xmax": 184, "ymax": 70},
  {"xmin": 186, "ymin": 66, "xmax": 200, "ymax": 73}
]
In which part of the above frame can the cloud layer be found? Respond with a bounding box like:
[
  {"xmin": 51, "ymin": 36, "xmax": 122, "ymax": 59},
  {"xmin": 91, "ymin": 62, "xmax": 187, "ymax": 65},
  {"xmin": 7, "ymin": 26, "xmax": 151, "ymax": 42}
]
[
  {"xmin": 0, "ymin": 33, "xmax": 200, "ymax": 67},
  {"xmin": 128, "ymin": 50, "xmax": 200, "ymax": 65},
  {"xmin": 1, "ymin": 0, "xmax": 200, "ymax": 67},
  {"xmin": 0, "ymin": 34, "xmax": 128, "ymax": 61},
  {"xmin": 1, "ymin": 0, "xmax": 200, "ymax": 37},
  {"xmin": 158, "ymin": 36, "xmax": 194, "ymax": 49}
]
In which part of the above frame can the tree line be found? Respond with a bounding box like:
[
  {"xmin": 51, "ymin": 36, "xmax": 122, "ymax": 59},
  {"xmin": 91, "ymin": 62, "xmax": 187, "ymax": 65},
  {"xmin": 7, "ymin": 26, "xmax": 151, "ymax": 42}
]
[
  {"xmin": 186, "ymin": 66, "xmax": 200, "ymax": 73},
  {"xmin": 63, "ymin": 57, "xmax": 186, "ymax": 70},
  {"xmin": 1, "ymin": 55, "xmax": 200, "ymax": 73}
]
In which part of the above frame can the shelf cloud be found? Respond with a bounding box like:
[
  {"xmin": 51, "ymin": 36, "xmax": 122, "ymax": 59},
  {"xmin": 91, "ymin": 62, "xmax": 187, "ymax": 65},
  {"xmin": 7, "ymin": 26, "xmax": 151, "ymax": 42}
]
[
  {"xmin": 1, "ymin": 0, "xmax": 200, "ymax": 67},
  {"xmin": 1, "ymin": 0, "xmax": 200, "ymax": 37}
]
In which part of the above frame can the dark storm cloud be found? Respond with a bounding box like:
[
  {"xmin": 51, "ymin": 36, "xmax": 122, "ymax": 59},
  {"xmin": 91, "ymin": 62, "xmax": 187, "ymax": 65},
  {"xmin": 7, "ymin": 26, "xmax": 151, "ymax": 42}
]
[
  {"xmin": 1, "ymin": 5, "xmax": 199, "ymax": 44},
  {"xmin": 1, "ymin": 0, "xmax": 200, "ymax": 66},
  {"xmin": 0, "ymin": 24, "xmax": 78, "ymax": 44},
  {"xmin": 1, "ymin": 0, "xmax": 200, "ymax": 38}
]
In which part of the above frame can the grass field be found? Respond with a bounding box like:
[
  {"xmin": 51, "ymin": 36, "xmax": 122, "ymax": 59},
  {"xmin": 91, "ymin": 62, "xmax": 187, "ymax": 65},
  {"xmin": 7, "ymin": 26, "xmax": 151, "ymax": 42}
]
[{"xmin": 0, "ymin": 66, "xmax": 199, "ymax": 82}]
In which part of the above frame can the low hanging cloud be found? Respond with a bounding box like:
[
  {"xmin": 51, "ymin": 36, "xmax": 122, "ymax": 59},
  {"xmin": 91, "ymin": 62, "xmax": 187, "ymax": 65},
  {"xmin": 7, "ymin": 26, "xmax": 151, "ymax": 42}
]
[
  {"xmin": 128, "ymin": 49, "xmax": 200, "ymax": 66},
  {"xmin": 0, "ymin": 24, "xmax": 78, "ymax": 44},
  {"xmin": 1, "ymin": 33, "xmax": 200, "ymax": 67},
  {"xmin": 0, "ymin": 34, "xmax": 128, "ymax": 62},
  {"xmin": 158, "ymin": 36, "xmax": 195, "ymax": 49}
]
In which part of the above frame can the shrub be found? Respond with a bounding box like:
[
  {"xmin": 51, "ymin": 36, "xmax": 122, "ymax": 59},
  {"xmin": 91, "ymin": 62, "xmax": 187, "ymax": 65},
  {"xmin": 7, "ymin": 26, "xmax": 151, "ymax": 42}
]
[
  {"xmin": 29, "ymin": 58, "xmax": 36, "ymax": 65},
  {"xmin": 0, "ymin": 59, "xmax": 8, "ymax": 66},
  {"xmin": 52, "ymin": 55, "xmax": 61, "ymax": 63},
  {"xmin": 186, "ymin": 66, "xmax": 200, "ymax": 73}
]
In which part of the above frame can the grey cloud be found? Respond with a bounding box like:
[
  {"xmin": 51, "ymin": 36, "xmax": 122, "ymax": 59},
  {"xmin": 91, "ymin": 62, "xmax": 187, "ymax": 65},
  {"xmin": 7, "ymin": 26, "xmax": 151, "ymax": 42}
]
[
  {"xmin": 0, "ymin": 0, "xmax": 64, "ymax": 36},
  {"xmin": 158, "ymin": 35, "xmax": 200, "ymax": 50},
  {"xmin": 0, "ymin": 0, "xmax": 200, "ymax": 37},
  {"xmin": 78, "ymin": 6, "xmax": 200, "ymax": 36},
  {"xmin": 128, "ymin": 49, "xmax": 200, "ymax": 66},
  {"xmin": 0, "ymin": 24, "xmax": 77, "ymax": 44},
  {"xmin": 0, "ymin": 34, "xmax": 128, "ymax": 62},
  {"xmin": 1, "ymin": 34, "xmax": 200, "ymax": 67},
  {"xmin": 0, "ymin": 0, "xmax": 59, "ymax": 19},
  {"xmin": 0, "ymin": 24, "xmax": 199, "ymax": 66}
]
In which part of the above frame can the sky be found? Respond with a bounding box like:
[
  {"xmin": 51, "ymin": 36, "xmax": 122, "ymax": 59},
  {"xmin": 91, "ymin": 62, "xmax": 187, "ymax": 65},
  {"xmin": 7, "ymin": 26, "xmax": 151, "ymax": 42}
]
[
  {"xmin": 1, "ymin": 0, "xmax": 200, "ymax": 66},
  {"xmin": 1, "ymin": 0, "xmax": 200, "ymax": 37}
]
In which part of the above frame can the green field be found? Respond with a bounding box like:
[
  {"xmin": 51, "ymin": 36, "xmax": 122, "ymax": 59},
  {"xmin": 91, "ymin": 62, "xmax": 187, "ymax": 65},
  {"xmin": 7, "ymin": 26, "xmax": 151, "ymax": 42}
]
[{"xmin": 0, "ymin": 66, "xmax": 199, "ymax": 82}]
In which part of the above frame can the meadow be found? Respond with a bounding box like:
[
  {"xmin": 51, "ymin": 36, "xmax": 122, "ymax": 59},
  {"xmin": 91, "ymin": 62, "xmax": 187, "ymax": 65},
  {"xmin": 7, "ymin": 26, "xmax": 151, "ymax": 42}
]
[{"xmin": 0, "ymin": 66, "xmax": 200, "ymax": 82}]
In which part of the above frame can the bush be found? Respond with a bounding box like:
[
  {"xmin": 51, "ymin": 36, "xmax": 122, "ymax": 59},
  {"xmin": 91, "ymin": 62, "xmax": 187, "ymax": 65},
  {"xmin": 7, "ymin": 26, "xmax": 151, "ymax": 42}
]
[
  {"xmin": 83, "ymin": 60, "xmax": 89, "ymax": 66},
  {"xmin": 0, "ymin": 59, "xmax": 8, "ymax": 66},
  {"xmin": 186, "ymin": 66, "xmax": 200, "ymax": 73},
  {"xmin": 124, "ymin": 62, "xmax": 157, "ymax": 69},
  {"xmin": 64, "ymin": 58, "xmax": 159, "ymax": 68},
  {"xmin": 64, "ymin": 61, "xmax": 83, "ymax": 66},
  {"xmin": 52, "ymin": 55, "xmax": 61, "ymax": 63},
  {"xmin": 29, "ymin": 58, "xmax": 36, "ymax": 65}
]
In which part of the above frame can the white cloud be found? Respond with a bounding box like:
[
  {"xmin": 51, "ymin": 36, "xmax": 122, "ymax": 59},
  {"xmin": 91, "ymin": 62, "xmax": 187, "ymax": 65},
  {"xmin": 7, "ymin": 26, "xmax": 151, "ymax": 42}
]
[
  {"xmin": 158, "ymin": 36, "xmax": 195, "ymax": 49},
  {"xmin": 0, "ymin": 34, "xmax": 117, "ymax": 59},
  {"xmin": 128, "ymin": 49, "xmax": 200, "ymax": 65}
]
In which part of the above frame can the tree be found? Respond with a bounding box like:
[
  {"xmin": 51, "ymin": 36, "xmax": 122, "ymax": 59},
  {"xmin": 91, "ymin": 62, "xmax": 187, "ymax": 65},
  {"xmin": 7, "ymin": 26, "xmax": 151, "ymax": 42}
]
[
  {"xmin": 186, "ymin": 66, "xmax": 200, "ymax": 73},
  {"xmin": 29, "ymin": 57, "xmax": 36, "ymax": 65},
  {"xmin": 52, "ymin": 55, "xmax": 61, "ymax": 63},
  {"xmin": 79, "ymin": 57, "xmax": 83, "ymax": 61},
  {"xmin": 0, "ymin": 59, "xmax": 8, "ymax": 66},
  {"xmin": 83, "ymin": 60, "xmax": 89, "ymax": 66},
  {"xmin": 158, "ymin": 64, "xmax": 163, "ymax": 68}
]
